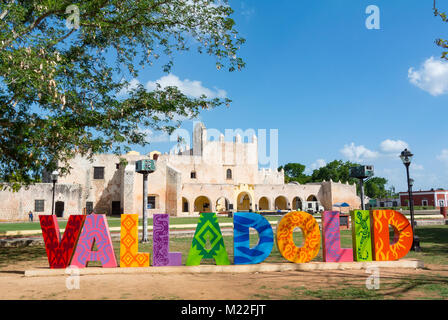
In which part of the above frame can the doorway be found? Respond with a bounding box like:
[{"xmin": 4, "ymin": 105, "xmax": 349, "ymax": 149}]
[
  {"xmin": 55, "ymin": 201, "xmax": 64, "ymax": 217},
  {"xmin": 111, "ymin": 201, "xmax": 121, "ymax": 215}
]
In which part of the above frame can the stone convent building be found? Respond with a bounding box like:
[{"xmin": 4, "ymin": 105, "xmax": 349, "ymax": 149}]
[{"xmin": 0, "ymin": 123, "xmax": 360, "ymax": 221}]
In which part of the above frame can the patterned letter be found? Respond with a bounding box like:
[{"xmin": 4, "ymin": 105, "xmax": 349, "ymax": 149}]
[
  {"xmin": 120, "ymin": 214, "xmax": 150, "ymax": 267},
  {"xmin": 186, "ymin": 212, "xmax": 230, "ymax": 266},
  {"xmin": 153, "ymin": 214, "xmax": 182, "ymax": 266},
  {"xmin": 351, "ymin": 210, "xmax": 374, "ymax": 261},
  {"xmin": 321, "ymin": 211, "xmax": 353, "ymax": 262},
  {"xmin": 39, "ymin": 214, "xmax": 85, "ymax": 268},
  {"xmin": 372, "ymin": 210, "xmax": 413, "ymax": 261},
  {"xmin": 233, "ymin": 212, "xmax": 274, "ymax": 265},
  {"xmin": 71, "ymin": 214, "xmax": 117, "ymax": 268},
  {"xmin": 276, "ymin": 211, "xmax": 320, "ymax": 263}
]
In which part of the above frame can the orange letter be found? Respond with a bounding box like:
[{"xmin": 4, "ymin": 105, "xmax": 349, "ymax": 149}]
[
  {"xmin": 120, "ymin": 214, "xmax": 150, "ymax": 267},
  {"xmin": 372, "ymin": 210, "xmax": 413, "ymax": 261},
  {"xmin": 276, "ymin": 211, "xmax": 320, "ymax": 263}
]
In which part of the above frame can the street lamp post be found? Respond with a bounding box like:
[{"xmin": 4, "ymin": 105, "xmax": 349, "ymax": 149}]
[
  {"xmin": 136, "ymin": 159, "xmax": 156, "ymax": 243},
  {"xmin": 400, "ymin": 149, "xmax": 421, "ymax": 252},
  {"xmin": 51, "ymin": 170, "xmax": 59, "ymax": 215}
]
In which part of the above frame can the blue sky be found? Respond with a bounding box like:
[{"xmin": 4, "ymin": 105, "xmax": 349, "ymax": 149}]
[{"xmin": 126, "ymin": 0, "xmax": 448, "ymax": 192}]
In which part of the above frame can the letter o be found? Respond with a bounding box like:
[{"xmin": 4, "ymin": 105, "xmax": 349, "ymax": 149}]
[{"xmin": 276, "ymin": 211, "xmax": 321, "ymax": 263}]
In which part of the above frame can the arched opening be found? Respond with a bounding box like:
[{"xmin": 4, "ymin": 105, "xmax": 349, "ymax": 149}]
[
  {"xmin": 182, "ymin": 197, "xmax": 189, "ymax": 213},
  {"xmin": 237, "ymin": 192, "xmax": 252, "ymax": 211},
  {"xmin": 216, "ymin": 197, "xmax": 230, "ymax": 212},
  {"xmin": 306, "ymin": 195, "xmax": 318, "ymax": 212},
  {"xmin": 258, "ymin": 197, "xmax": 270, "ymax": 211},
  {"xmin": 292, "ymin": 197, "xmax": 303, "ymax": 211},
  {"xmin": 194, "ymin": 196, "xmax": 211, "ymax": 213},
  {"xmin": 226, "ymin": 169, "xmax": 232, "ymax": 180},
  {"xmin": 274, "ymin": 196, "xmax": 288, "ymax": 211}
]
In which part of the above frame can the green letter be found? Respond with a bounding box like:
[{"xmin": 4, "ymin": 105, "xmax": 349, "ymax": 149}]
[{"xmin": 186, "ymin": 212, "xmax": 230, "ymax": 266}]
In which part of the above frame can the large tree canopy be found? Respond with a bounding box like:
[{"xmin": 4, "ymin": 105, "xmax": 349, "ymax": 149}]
[{"xmin": 0, "ymin": 0, "xmax": 245, "ymax": 189}]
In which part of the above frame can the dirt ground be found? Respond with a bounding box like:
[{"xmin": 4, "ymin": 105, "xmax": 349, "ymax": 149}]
[{"xmin": 1, "ymin": 257, "xmax": 447, "ymax": 300}]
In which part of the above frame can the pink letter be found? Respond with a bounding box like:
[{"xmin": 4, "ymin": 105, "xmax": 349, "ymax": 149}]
[
  {"xmin": 321, "ymin": 211, "xmax": 353, "ymax": 262},
  {"xmin": 71, "ymin": 214, "xmax": 117, "ymax": 268}
]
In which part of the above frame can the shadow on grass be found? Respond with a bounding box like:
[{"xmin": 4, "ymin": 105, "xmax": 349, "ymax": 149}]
[{"xmin": 0, "ymin": 246, "xmax": 47, "ymax": 268}]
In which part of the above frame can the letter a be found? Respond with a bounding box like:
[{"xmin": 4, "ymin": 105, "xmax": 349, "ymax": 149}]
[
  {"xmin": 71, "ymin": 214, "xmax": 117, "ymax": 268},
  {"xmin": 186, "ymin": 212, "xmax": 230, "ymax": 266},
  {"xmin": 365, "ymin": 5, "xmax": 380, "ymax": 30}
]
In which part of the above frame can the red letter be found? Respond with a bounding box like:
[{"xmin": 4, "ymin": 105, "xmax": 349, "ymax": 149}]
[{"xmin": 39, "ymin": 215, "xmax": 85, "ymax": 269}]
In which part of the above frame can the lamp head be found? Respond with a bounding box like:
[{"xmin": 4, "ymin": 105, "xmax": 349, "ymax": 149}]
[
  {"xmin": 51, "ymin": 170, "xmax": 59, "ymax": 183},
  {"xmin": 400, "ymin": 148, "xmax": 413, "ymax": 165}
]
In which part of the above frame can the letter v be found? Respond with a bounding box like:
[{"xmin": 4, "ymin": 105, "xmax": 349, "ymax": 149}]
[{"xmin": 39, "ymin": 215, "xmax": 86, "ymax": 269}]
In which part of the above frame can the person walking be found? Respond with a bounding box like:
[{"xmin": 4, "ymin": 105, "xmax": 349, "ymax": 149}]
[{"xmin": 28, "ymin": 211, "xmax": 33, "ymax": 222}]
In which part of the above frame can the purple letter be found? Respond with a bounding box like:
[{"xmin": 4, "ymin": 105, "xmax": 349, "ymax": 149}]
[{"xmin": 152, "ymin": 214, "xmax": 182, "ymax": 266}]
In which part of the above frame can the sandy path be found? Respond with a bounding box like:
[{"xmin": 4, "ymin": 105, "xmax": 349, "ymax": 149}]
[{"xmin": 0, "ymin": 260, "xmax": 447, "ymax": 300}]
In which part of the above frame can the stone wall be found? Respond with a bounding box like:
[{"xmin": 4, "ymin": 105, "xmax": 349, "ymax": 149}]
[{"xmin": 0, "ymin": 183, "xmax": 83, "ymax": 221}]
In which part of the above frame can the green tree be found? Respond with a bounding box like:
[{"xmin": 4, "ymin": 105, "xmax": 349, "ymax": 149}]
[
  {"xmin": 278, "ymin": 163, "xmax": 310, "ymax": 184},
  {"xmin": 0, "ymin": 0, "xmax": 245, "ymax": 189},
  {"xmin": 364, "ymin": 177, "xmax": 388, "ymax": 199},
  {"xmin": 310, "ymin": 160, "xmax": 359, "ymax": 185}
]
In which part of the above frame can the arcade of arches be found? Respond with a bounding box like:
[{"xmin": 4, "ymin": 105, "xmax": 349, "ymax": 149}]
[{"xmin": 182, "ymin": 194, "xmax": 322, "ymax": 214}]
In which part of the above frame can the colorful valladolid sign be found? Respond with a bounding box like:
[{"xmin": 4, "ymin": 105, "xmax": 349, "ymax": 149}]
[{"xmin": 38, "ymin": 210, "xmax": 414, "ymax": 269}]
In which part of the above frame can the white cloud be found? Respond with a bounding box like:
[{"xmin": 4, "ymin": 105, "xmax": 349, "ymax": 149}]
[
  {"xmin": 310, "ymin": 159, "xmax": 326, "ymax": 170},
  {"xmin": 380, "ymin": 139, "xmax": 409, "ymax": 154},
  {"xmin": 145, "ymin": 74, "xmax": 227, "ymax": 99},
  {"xmin": 437, "ymin": 149, "xmax": 448, "ymax": 164},
  {"xmin": 304, "ymin": 159, "xmax": 326, "ymax": 174},
  {"xmin": 117, "ymin": 78, "xmax": 140, "ymax": 96},
  {"xmin": 137, "ymin": 128, "xmax": 170, "ymax": 143},
  {"xmin": 411, "ymin": 163, "xmax": 424, "ymax": 171},
  {"xmin": 340, "ymin": 143, "xmax": 379, "ymax": 162},
  {"xmin": 408, "ymin": 57, "xmax": 448, "ymax": 96}
]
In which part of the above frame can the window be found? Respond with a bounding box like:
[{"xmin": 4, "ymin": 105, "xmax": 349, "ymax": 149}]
[
  {"xmin": 190, "ymin": 171, "xmax": 196, "ymax": 179},
  {"xmin": 93, "ymin": 167, "xmax": 105, "ymax": 179},
  {"xmin": 422, "ymin": 200, "xmax": 428, "ymax": 206},
  {"xmin": 226, "ymin": 169, "xmax": 232, "ymax": 180},
  {"xmin": 35, "ymin": 200, "xmax": 45, "ymax": 212},
  {"xmin": 147, "ymin": 196, "xmax": 156, "ymax": 209}
]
